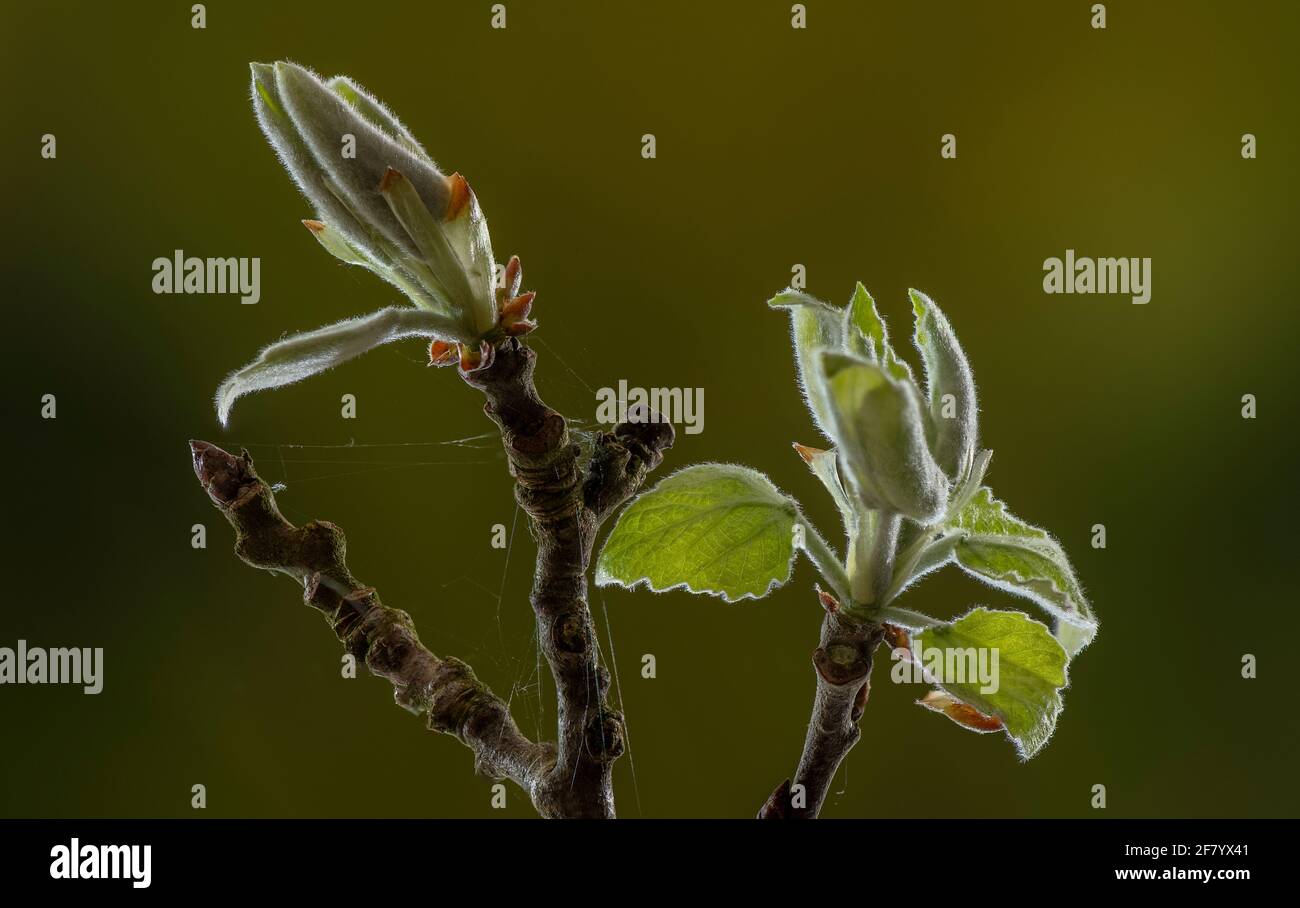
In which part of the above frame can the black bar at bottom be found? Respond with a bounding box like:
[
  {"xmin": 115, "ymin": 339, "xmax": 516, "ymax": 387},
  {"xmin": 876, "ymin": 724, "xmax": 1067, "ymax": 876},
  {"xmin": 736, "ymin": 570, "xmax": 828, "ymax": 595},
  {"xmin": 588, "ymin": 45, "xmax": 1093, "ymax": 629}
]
[{"xmin": 0, "ymin": 818, "xmax": 1280, "ymax": 893}]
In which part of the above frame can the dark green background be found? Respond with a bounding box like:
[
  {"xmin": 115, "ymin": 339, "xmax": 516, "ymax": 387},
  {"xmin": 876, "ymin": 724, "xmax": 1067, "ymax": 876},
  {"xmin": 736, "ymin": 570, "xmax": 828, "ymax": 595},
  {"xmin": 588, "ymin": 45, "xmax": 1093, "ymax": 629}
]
[{"xmin": 3, "ymin": 0, "xmax": 1296, "ymax": 818}]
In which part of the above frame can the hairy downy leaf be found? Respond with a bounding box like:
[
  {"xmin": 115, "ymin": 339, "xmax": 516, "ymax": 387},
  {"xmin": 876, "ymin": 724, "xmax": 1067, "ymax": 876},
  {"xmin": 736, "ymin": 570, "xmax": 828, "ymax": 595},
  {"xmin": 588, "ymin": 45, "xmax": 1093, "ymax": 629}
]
[
  {"xmin": 325, "ymin": 75, "xmax": 431, "ymax": 162},
  {"xmin": 596, "ymin": 464, "xmax": 801, "ymax": 602},
  {"xmin": 769, "ymin": 290, "xmax": 844, "ymax": 442},
  {"xmin": 216, "ymin": 307, "xmax": 462, "ymax": 425},
  {"xmin": 821, "ymin": 351, "xmax": 949, "ymax": 522},
  {"xmin": 251, "ymin": 62, "xmax": 500, "ymax": 329},
  {"xmin": 948, "ymin": 488, "xmax": 1097, "ymax": 656},
  {"xmin": 915, "ymin": 608, "xmax": 1068, "ymax": 759},
  {"xmin": 300, "ymin": 219, "xmax": 439, "ymax": 311},
  {"xmin": 378, "ymin": 167, "xmax": 484, "ymax": 334},
  {"xmin": 273, "ymin": 61, "xmax": 451, "ymax": 261},
  {"xmin": 909, "ymin": 289, "xmax": 977, "ymax": 478},
  {"xmin": 250, "ymin": 63, "xmax": 388, "ymax": 269}
]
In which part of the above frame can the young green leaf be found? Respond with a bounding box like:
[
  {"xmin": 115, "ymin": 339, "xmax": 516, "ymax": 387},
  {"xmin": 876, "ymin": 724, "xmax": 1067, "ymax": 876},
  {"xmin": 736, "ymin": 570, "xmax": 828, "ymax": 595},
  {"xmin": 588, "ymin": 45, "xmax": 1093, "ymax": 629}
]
[
  {"xmin": 948, "ymin": 488, "xmax": 1097, "ymax": 655},
  {"xmin": 250, "ymin": 63, "xmax": 388, "ymax": 270},
  {"xmin": 845, "ymin": 283, "xmax": 886, "ymax": 360},
  {"xmin": 821, "ymin": 351, "xmax": 950, "ymax": 523},
  {"xmin": 845, "ymin": 283, "xmax": 914, "ymax": 384},
  {"xmin": 915, "ymin": 608, "xmax": 1068, "ymax": 759},
  {"xmin": 595, "ymin": 464, "xmax": 801, "ymax": 602},
  {"xmin": 909, "ymin": 289, "xmax": 977, "ymax": 478},
  {"xmin": 769, "ymin": 290, "xmax": 844, "ymax": 442}
]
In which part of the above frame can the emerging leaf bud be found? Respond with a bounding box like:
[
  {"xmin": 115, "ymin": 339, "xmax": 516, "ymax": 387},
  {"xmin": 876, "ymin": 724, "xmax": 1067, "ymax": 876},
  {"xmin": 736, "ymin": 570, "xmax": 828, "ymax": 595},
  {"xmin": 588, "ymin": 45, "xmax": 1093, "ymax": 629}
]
[
  {"xmin": 820, "ymin": 351, "xmax": 950, "ymax": 523},
  {"xmin": 219, "ymin": 61, "xmax": 530, "ymax": 424},
  {"xmin": 250, "ymin": 61, "xmax": 499, "ymax": 339}
]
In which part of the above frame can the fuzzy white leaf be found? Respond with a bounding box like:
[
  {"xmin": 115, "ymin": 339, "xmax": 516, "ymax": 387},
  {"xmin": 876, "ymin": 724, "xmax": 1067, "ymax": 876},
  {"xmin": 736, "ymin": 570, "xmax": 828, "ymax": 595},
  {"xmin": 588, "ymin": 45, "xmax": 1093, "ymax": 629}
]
[
  {"xmin": 215, "ymin": 307, "xmax": 463, "ymax": 425},
  {"xmin": 273, "ymin": 61, "xmax": 451, "ymax": 261},
  {"xmin": 325, "ymin": 75, "xmax": 431, "ymax": 162},
  {"xmin": 768, "ymin": 289, "xmax": 844, "ymax": 442},
  {"xmin": 250, "ymin": 63, "xmax": 387, "ymax": 269},
  {"xmin": 910, "ymin": 289, "xmax": 978, "ymax": 478},
  {"xmin": 302, "ymin": 220, "xmax": 447, "ymax": 313}
]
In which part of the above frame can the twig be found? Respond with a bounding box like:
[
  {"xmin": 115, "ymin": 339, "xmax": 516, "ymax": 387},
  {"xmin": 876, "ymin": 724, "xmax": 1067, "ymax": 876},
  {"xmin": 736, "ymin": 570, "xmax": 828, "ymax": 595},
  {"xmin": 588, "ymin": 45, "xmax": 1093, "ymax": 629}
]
[
  {"xmin": 758, "ymin": 608, "xmax": 883, "ymax": 819},
  {"xmin": 462, "ymin": 338, "xmax": 673, "ymax": 818},
  {"xmin": 189, "ymin": 440, "xmax": 555, "ymax": 797}
]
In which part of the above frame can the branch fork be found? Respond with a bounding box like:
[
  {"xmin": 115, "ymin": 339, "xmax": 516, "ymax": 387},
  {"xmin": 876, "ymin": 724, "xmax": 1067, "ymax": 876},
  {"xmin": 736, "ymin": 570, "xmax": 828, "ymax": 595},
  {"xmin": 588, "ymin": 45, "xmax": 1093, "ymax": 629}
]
[{"xmin": 191, "ymin": 336, "xmax": 673, "ymax": 818}]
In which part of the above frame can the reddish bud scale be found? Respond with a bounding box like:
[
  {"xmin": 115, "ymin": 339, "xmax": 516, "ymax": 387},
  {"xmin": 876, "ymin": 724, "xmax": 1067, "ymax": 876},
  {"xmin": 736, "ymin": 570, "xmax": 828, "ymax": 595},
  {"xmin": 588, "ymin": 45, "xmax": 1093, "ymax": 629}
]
[
  {"xmin": 499, "ymin": 288, "xmax": 537, "ymax": 337},
  {"xmin": 815, "ymin": 585, "xmax": 840, "ymax": 614},
  {"xmin": 501, "ymin": 254, "xmax": 523, "ymax": 299},
  {"xmin": 917, "ymin": 690, "xmax": 1004, "ymax": 732},
  {"xmin": 502, "ymin": 319, "xmax": 537, "ymax": 337},
  {"xmin": 500, "ymin": 290, "xmax": 535, "ymax": 321},
  {"xmin": 377, "ymin": 166, "xmax": 402, "ymax": 194},
  {"xmin": 883, "ymin": 623, "xmax": 911, "ymax": 651},
  {"xmin": 459, "ymin": 340, "xmax": 496, "ymax": 374},
  {"xmin": 792, "ymin": 442, "xmax": 825, "ymax": 464},
  {"xmin": 428, "ymin": 340, "xmax": 459, "ymax": 367},
  {"xmin": 444, "ymin": 173, "xmax": 472, "ymax": 221}
]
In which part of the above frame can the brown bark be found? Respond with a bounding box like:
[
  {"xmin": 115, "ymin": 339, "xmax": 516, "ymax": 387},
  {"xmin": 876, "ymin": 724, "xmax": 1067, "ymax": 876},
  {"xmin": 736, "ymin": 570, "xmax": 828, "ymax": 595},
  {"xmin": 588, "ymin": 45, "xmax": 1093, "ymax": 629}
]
[{"xmin": 463, "ymin": 338, "xmax": 673, "ymax": 817}]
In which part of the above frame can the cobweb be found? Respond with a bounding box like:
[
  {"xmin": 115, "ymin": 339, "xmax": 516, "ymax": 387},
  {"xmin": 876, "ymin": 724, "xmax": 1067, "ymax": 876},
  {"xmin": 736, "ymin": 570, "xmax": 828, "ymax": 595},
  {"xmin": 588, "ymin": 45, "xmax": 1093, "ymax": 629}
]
[{"xmin": 233, "ymin": 338, "xmax": 640, "ymax": 813}]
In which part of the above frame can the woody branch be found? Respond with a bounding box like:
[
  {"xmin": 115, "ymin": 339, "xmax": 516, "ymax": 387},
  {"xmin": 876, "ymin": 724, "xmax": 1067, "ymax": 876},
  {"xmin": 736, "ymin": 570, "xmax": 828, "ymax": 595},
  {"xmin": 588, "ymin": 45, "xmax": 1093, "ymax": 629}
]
[
  {"xmin": 192, "ymin": 338, "xmax": 672, "ymax": 818},
  {"xmin": 189, "ymin": 439, "xmax": 555, "ymax": 797},
  {"xmin": 462, "ymin": 338, "xmax": 674, "ymax": 818}
]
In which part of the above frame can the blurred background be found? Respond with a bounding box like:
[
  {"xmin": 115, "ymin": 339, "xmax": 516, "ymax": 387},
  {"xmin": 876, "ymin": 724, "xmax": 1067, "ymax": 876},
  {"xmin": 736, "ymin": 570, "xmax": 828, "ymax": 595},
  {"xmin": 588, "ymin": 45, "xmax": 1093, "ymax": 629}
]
[{"xmin": 2, "ymin": 0, "xmax": 1296, "ymax": 818}]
